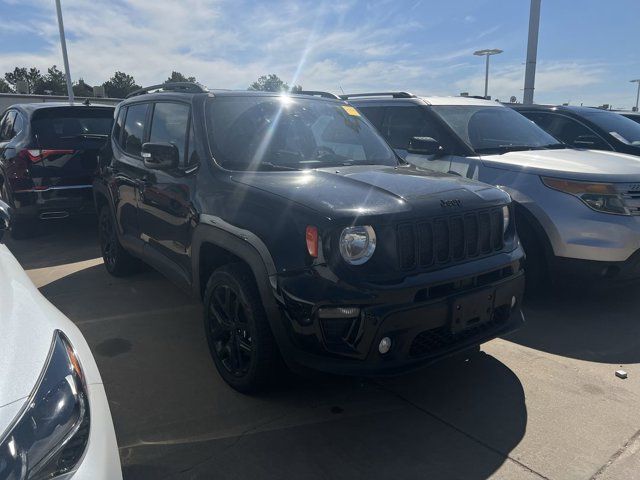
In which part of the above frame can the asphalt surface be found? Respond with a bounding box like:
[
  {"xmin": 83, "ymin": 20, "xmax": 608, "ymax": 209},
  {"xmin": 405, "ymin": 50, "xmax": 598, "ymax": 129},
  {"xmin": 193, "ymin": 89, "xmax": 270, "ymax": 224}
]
[{"xmin": 7, "ymin": 217, "xmax": 640, "ymax": 480}]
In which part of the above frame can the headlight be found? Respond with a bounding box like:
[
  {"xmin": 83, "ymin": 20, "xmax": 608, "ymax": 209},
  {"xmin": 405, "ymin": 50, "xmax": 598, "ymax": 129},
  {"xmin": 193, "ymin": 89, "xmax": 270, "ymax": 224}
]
[
  {"xmin": 502, "ymin": 205, "xmax": 510, "ymax": 233},
  {"xmin": 541, "ymin": 177, "xmax": 630, "ymax": 215},
  {"xmin": 339, "ymin": 225, "xmax": 376, "ymax": 265},
  {"xmin": 0, "ymin": 331, "xmax": 90, "ymax": 480}
]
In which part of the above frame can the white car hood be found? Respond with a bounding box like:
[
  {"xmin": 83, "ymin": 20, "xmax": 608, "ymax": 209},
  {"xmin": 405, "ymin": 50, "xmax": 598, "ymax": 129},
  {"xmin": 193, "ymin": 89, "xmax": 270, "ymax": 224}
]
[
  {"xmin": 0, "ymin": 244, "xmax": 101, "ymax": 414},
  {"xmin": 480, "ymin": 148, "xmax": 640, "ymax": 182}
]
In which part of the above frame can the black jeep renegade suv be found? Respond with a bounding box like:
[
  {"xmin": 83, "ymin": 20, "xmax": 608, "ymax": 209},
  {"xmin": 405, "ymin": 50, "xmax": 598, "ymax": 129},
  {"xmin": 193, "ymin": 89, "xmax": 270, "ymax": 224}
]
[{"xmin": 94, "ymin": 82, "xmax": 525, "ymax": 392}]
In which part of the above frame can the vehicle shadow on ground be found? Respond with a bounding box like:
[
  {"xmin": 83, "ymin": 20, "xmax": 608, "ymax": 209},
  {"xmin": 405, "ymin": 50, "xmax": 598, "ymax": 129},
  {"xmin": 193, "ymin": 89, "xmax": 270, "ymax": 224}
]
[
  {"xmin": 508, "ymin": 281, "xmax": 640, "ymax": 365},
  {"xmin": 5, "ymin": 216, "xmax": 101, "ymax": 270},
  {"xmin": 37, "ymin": 262, "xmax": 528, "ymax": 480}
]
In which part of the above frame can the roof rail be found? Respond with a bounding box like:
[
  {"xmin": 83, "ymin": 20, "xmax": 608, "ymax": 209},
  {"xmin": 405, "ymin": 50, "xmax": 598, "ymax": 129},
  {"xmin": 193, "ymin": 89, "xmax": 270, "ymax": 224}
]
[
  {"xmin": 339, "ymin": 92, "xmax": 416, "ymax": 100},
  {"xmin": 296, "ymin": 90, "xmax": 341, "ymax": 100},
  {"xmin": 125, "ymin": 82, "xmax": 209, "ymax": 99}
]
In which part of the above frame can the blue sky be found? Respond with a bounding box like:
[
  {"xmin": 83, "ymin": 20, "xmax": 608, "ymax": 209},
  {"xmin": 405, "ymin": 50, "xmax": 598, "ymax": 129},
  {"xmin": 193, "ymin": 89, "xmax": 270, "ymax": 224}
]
[{"xmin": 0, "ymin": 0, "xmax": 639, "ymax": 108}]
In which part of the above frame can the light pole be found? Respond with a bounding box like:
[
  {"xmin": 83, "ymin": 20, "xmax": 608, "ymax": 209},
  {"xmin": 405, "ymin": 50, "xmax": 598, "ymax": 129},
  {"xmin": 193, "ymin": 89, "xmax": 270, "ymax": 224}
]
[
  {"xmin": 523, "ymin": 0, "xmax": 541, "ymax": 105},
  {"xmin": 55, "ymin": 0, "xmax": 74, "ymax": 103},
  {"xmin": 631, "ymin": 79, "xmax": 640, "ymax": 112},
  {"xmin": 474, "ymin": 49, "xmax": 503, "ymax": 99}
]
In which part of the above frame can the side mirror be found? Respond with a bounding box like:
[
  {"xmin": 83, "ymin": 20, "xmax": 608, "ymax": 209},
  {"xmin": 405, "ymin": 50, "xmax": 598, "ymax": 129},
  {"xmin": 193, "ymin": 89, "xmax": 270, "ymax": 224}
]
[
  {"xmin": 407, "ymin": 136, "xmax": 444, "ymax": 156},
  {"xmin": 0, "ymin": 199, "xmax": 11, "ymax": 242},
  {"xmin": 572, "ymin": 135, "xmax": 605, "ymax": 149},
  {"xmin": 141, "ymin": 142, "xmax": 179, "ymax": 170}
]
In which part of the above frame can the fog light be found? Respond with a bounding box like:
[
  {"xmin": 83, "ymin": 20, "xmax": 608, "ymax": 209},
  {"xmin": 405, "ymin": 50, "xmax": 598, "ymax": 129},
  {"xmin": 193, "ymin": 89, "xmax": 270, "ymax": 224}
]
[
  {"xmin": 378, "ymin": 337, "xmax": 392, "ymax": 354},
  {"xmin": 511, "ymin": 296, "xmax": 517, "ymax": 308},
  {"xmin": 318, "ymin": 306, "xmax": 360, "ymax": 319}
]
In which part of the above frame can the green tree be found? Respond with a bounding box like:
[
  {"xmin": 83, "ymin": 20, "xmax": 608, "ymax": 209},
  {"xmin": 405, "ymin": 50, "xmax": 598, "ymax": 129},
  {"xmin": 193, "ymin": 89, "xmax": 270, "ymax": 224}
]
[
  {"xmin": 102, "ymin": 71, "xmax": 140, "ymax": 98},
  {"xmin": 0, "ymin": 78, "xmax": 12, "ymax": 93},
  {"xmin": 248, "ymin": 74, "xmax": 301, "ymax": 92},
  {"xmin": 4, "ymin": 67, "xmax": 43, "ymax": 93},
  {"xmin": 35, "ymin": 65, "xmax": 68, "ymax": 95},
  {"xmin": 165, "ymin": 71, "xmax": 196, "ymax": 83},
  {"xmin": 73, "ymin": 78, "xmax": 94, "ymax": 97}
]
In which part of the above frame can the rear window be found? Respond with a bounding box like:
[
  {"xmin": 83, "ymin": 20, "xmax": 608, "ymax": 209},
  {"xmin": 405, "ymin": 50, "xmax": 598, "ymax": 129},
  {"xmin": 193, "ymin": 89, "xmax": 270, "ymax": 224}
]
[{"xmin": 31, "ymin": 107, "xmax": 114, "ymax": 148}]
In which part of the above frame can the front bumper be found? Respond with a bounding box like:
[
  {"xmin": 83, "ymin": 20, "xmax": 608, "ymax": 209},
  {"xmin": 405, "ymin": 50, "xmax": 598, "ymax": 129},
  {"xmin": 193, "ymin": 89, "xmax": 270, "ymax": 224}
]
[
  {"xmin": 551, "ymin": 249, "xmax": 640, "ymax": 281},
  {"xmin": 64, "ymin": 383, "xmax": 122, "ymax": 480},
  {"xmin": 276, "ymin": 255, "xmax": 525, "ymax": 376}
]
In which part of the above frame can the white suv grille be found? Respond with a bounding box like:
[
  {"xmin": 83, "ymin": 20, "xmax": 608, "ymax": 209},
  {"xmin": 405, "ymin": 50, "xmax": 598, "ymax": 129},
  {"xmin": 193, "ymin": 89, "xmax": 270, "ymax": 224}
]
[{"xmin": 617, "ymin": 183, "xmax": 640, "ymax": 215}]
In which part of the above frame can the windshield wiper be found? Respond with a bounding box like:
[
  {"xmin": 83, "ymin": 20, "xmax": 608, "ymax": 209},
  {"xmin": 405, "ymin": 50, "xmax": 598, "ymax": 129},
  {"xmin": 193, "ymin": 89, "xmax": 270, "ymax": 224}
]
[
  {"xmin": 60, "ymin": 133, "xmax": 109, "ymax": 139},
  {"xmin": 475, "ymin": 145, "xmax": 538, "ymax": 154},
  {"xmin": 540, "ymin": 143, "xmax": 567, "ymax": 149},
  {"xmin": 221, "ymin": 160, "xmax": 300, "ymax": 171}
]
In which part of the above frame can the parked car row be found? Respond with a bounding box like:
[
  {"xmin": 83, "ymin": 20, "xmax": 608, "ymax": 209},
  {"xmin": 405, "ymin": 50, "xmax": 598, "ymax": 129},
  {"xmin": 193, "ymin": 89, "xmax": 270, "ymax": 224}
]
[{"xmin": 2, "ymin": 83, "xmax": 640, "ymax": 397}]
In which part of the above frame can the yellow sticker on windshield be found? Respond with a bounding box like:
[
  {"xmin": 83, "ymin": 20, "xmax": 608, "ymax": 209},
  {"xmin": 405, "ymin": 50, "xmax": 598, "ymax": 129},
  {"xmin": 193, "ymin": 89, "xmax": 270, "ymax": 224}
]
[{"xmin": 342, "ymin": 106, "xmax": 360, "ymax": 116}]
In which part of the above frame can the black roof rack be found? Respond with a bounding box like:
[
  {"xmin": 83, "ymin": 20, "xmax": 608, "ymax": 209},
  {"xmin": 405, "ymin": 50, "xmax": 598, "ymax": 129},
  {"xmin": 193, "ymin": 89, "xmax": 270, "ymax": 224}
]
[
  {"xmin": 297, "ymin": 90, "xmax": 341, "ymax": 100},
  {"xmin": 125, "ymin": 82, "xmax": 209, "ymax": 99},
  {"xmin": 339, "ymin": 92, "xmax": 416, "ymax": 100}
]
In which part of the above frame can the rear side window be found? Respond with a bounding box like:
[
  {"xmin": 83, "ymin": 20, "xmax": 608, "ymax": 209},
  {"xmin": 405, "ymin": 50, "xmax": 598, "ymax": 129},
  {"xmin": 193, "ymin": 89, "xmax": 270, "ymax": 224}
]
[
  {"xmin": 149, "ymin": 102, "xmax": 190, "ymax": 165},
  {"xmin": 0, "ymin": 111, "xmax": 16, "ymax": 141},
  {"xmin": 113, "ymin": 107, "xmax": 126, "ymax": 146},
  {"xmin": 31, "ymin": 107, "xmax": 114, "ymax": 148},
  {"xmin": 122, "ymin": 103, "xmax": 149, "ymax": 157}
]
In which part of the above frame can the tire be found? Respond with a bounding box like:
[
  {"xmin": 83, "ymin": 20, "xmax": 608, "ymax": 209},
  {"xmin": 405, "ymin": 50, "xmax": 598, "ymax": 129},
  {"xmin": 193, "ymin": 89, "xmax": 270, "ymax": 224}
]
[
  {"xmin": 203, "ymin": 263, "xmax": 283, "ymax": 394},
  {"xmin": 1, "ymin": 181, "xmax": 36, "ymax": 240},
  {"xmin": 516, "ymin": 215, "xmax": 549, "ymax": 294},
  {"xmin": 98, "ymin": 205, "xmax": 138, "ymax": 277}
]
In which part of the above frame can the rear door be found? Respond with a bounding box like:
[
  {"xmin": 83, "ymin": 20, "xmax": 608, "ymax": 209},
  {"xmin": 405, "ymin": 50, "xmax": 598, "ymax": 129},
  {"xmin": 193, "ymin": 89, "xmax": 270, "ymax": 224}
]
[
  {"xmin": 29, "ymin": 106, "xmax": 114, "ymax": 192},
  {"xmin": 109, "ymin": 103, "xmax": 150, "ymax": 247},
  {"xmin": 138, "ymin": 101, "xmax": 196, "ymax": 285}
]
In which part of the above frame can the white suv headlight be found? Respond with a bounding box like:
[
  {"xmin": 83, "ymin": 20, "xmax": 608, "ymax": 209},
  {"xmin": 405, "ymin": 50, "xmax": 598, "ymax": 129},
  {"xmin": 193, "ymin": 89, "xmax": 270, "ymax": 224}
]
[
  {"xmin": 0, "ymin": 331, "xmax": 90, "ymax": 480},
  {"xmin": 339, "ymin": 225, "xmax": 376, "ymax": 265},
  {"xmin": 542, "ymin": 177, "xmax": 630, "ymax": 215}
]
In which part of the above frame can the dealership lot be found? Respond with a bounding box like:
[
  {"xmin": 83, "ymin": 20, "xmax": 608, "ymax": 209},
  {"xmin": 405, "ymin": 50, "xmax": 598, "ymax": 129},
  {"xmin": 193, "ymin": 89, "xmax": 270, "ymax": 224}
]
[{"xmin": 7, "ymin": 218, "xmax": 640, "ymax": 480}]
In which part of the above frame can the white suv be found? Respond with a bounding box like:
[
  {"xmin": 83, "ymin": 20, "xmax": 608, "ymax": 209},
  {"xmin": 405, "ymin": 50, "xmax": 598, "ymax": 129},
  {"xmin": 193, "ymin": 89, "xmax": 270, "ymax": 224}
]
[{"xmin": 347, "ymin": 93, "xmax": 640, "ymax": 287}]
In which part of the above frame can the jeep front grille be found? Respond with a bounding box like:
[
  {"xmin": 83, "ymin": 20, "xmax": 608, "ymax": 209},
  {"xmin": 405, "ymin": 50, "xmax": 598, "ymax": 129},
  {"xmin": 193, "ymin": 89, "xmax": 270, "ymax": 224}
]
[{"xmin": 397, "ymin": 208, "xmax": 504, "ymax": 270}]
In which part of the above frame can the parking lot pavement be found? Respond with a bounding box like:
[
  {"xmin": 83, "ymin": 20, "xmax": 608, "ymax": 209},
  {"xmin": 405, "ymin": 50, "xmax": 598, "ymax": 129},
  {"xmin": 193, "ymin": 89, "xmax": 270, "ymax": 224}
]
[{"xmin": 6, "ymin": 218, "xmax": 640, "ymax": 480}]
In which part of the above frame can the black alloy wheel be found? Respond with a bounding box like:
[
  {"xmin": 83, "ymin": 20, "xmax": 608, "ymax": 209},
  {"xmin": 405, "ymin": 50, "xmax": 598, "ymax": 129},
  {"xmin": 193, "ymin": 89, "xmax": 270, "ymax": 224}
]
[
  {"xmin": 203, "ymin": 263, "xmax": 283, "ymax": 393},
  {"xmin": 207, "ymin": 283, "xmax": 254, "ymax": 377}
]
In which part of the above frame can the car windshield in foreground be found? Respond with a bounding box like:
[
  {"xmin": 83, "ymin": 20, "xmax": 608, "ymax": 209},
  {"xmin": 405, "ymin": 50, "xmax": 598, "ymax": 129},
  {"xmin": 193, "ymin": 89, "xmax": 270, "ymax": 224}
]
[
  {"xmin": 430, "ymin": 105, "xmax": 561, "ymax": 154},
  {"xmin": 206, "ymin": 95, "xmax": 397, "ymax": 171},
  {"xmin": 31, "ymin": 107, "xmax": 114, "ymax": 148},
  {"xmin": 581, "ymin": 110, "xmax": 640, "ymax": 146}
]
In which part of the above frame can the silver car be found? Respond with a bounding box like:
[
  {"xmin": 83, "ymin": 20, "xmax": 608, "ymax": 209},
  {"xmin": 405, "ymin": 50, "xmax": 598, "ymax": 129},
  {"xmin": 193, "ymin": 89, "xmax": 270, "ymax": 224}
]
[{"xmin": 348, "ymin": 93, "xmax": 640, "ymax": 287}]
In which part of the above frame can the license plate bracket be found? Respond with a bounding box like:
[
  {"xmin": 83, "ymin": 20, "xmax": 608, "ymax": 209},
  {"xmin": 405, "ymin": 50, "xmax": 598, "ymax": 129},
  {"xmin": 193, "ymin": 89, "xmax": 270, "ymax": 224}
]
[{"xmin": 450, "ymin": 288, "xmax": 496, "ymax": 334}]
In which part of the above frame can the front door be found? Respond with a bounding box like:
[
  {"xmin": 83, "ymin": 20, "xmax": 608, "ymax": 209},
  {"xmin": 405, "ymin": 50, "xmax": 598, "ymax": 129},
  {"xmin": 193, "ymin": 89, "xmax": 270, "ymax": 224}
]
[{"xmin": 138, "ymin": 101, "xmax": 195, "ymax": 284}]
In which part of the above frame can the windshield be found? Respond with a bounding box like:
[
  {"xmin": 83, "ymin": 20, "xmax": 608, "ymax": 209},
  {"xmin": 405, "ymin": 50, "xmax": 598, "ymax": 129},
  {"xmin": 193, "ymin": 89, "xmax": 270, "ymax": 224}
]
[
  {"xmin": 430, "ymin": 105, "xmax": 560, "ymax": 154},
  {"xmin": 31, "ymin": 107, "xmax": 114, "ymax": 148},
  {"xmin": 206, "ymin": 96, "xmax": 397, "ymax": 171},
  {"xmin": 580, "ymin": 110, "xmax": 640, "ymax": 146}
]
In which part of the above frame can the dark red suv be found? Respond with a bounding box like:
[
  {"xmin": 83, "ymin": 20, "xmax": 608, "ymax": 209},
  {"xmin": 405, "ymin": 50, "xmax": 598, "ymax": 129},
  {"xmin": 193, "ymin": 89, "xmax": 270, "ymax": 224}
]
[{"xmin": 0, "ymin": 102, "xmax": 114, "ymax": 238}]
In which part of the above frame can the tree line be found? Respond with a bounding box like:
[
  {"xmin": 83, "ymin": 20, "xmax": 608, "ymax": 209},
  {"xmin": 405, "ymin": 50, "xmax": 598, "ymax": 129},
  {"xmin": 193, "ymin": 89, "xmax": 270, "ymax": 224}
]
[{"xmin": 0, "ymin": 67, "xmax": 301, "ymax": 98}]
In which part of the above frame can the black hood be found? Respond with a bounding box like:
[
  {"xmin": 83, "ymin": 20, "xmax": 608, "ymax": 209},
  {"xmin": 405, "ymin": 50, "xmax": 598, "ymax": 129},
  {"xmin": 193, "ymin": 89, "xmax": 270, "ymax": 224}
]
[{"xmin": 231, "ymin": 164, "xmax": 509, "ymax": 220}]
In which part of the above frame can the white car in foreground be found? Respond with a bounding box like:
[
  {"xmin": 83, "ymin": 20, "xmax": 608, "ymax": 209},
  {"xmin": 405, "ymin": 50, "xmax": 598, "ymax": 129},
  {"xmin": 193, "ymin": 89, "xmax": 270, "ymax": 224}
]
[{"xmin": 0, "ymin": 200, "xmax": 122, "ymax": 479}]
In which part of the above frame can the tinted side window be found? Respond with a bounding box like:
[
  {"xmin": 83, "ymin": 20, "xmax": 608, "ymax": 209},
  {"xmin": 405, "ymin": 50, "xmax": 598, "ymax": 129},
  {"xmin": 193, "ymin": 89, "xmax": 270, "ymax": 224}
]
[
  {"xmin": 527, "ymin": 113, "xmax": 603, "ymax": 148},
  {"xmin": 113, "ymin": 107, "xmax": 126, "ymax": 146},
  {"xmin": 122, "ymin": 103, "xmax": 148, "ymax": 157},
  {"xmin": 12, "ymin": 113, "xmax": 24, "ymax": 136},
  {"xmin": 358, "ymin": 106, "xmax": 386, "ymax": 130},
  {"xmin": 149, "ymin": 102, "xmax": 190, "ymax": 165},
  {"xmin": 381, "ymin": 106, "xmax": 459, "ymax": 153},
  {"xmin": 0, "ymin": 111, "xmax": 16, "ymax": 141}
]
